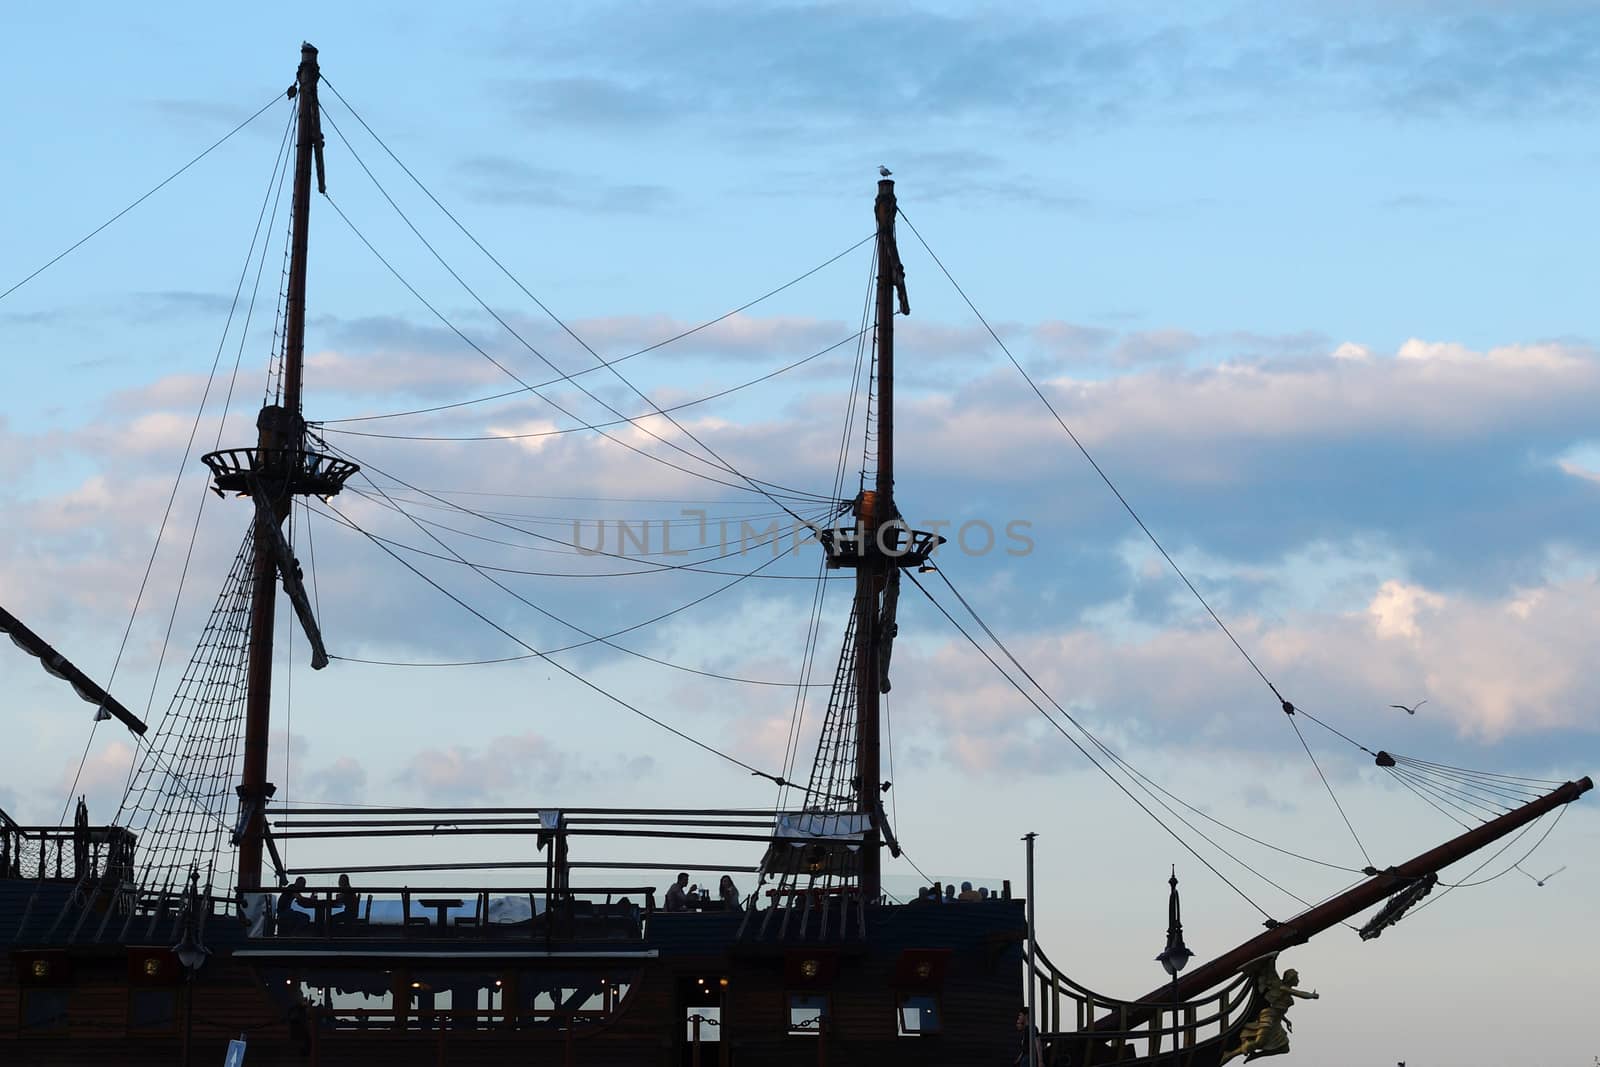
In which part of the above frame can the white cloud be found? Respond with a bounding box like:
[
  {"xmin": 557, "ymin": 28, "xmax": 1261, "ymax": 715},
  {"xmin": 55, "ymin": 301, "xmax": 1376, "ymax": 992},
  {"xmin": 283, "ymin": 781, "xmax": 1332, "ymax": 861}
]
[
  {"xmin": 301, "ymin": 756, "xmax": 368, "ymax": 805},
  {"xmin": 892, "ymin": 567, "xmax": 1600, "ymax": 772},
  {"xmin": 1367, "ymin": 580, "xmax": 1445, "ymax": 640}
]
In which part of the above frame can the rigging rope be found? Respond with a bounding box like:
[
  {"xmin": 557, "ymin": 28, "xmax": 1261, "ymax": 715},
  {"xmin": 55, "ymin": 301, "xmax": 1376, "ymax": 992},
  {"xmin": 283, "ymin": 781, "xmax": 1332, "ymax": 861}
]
[
  {"xmin": 309, "ymin": 500, "xmax": 834, "ymax": 687},
  {"xmin": 342, "ymin": 485, "xmax": 814, "ymax": 560},
  {"xmin": 896, "ymin": 207, "xmax": 1383, "ymax": 867},
  {"xmin": 112, "ymin": 524, "xmax": 259, "ymax": 899},
  {"xmin": 318, "ymin": 235, "xmax": 876, "ymax": 424},
  {"xmin": 321, "ymin": 190, "xmax": 830, "ymax": 503},
  {"xmin": 307, "ymin": 493, "xmax": 842, "ymax": 581},
  {"xmin": 0, "ymin": 92, "xmax": 284, "ymax": 304},
  {"xmin": 323, "ymin": 441, "xmax": 828, "ymax": 578},
  {"xmin": 917, "ymin": 567, "xmax": 1368, "ymax": 925},
  {"xmin": 777, "ymin": 244, "xmax": 879, "ymax": 813},
  {"xmin": 126, "ymin": 103, "xmax": 297, "ymax": 776},
  {"xmin": 319, "ymin": 494, "xmax": 791, "ymax": 788},
  {"xmin": 349, "ymin": 469, "xmax": 824, "ymax": 689},
  {"xmin": 61, "ymin": 103, "xmax": 296, "ymax": 814},
  {"xmin": 317, "ymin": 327, "xmax": 867, "ymax": 441},
  {"xmin": 902, "ymin": 569, "xmax": 1279, "ymax": 921},
  {"xmin": 317, "ymin": 89, "xmax": 838, "ymax": 535},
  {"xmin": 1285, "ymin": 711, "xmax": 1374, "ymax": 867}
]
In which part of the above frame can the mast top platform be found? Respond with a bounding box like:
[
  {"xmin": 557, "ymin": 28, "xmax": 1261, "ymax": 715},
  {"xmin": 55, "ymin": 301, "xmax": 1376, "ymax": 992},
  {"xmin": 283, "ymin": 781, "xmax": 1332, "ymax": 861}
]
[
  {"xmin": 203, "ymin": 406, "xmax": 356, "ymax": 498},
  {"xmin": 818, "ymin": 490, "xmax": 944, "ymax": 570}
]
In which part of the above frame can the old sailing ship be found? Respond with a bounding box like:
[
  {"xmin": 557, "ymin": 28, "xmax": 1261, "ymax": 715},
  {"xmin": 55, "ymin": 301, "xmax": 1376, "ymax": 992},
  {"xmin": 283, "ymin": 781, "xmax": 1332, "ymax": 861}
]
[{"xmin": 0, "ymin": 44, "xmax": 1591, "ymax": 1066}]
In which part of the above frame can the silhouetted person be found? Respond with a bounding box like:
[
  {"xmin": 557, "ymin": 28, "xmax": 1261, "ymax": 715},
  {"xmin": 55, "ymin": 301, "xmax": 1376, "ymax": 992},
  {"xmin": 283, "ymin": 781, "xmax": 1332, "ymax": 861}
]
[
  {"xmin": 333, "ymin": 873, "xmax": 359, "ymax": 925},
  {"xmin": 664, "ymin": 872, "xmax": 693, "ymax": 912},
  {"xmin": 718, "ymin": 875, "xmax": 741, "ymax": 911},
  {"xmin": 277, "ymin": 876, "xmax": 312, "ymax": 933},
  {"xmin": 943, "ymin": 884, "xmax": 956, "ymax": 904},
  {"xmin": 1014, "ymin": 1009, "xmax": 1044, "ymax": 1065},
  {"xmin": 958, "ymin": 880, "xmax": 980, "ymax": 902}
]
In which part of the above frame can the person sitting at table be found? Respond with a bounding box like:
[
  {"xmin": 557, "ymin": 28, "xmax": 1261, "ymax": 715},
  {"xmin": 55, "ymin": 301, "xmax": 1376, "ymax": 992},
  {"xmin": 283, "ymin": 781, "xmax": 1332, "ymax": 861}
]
[
  {"xmin": 276, "ymin": 876, "xmax": 313, "ymax": 933},
  {"xmin": 332, "ymin": 873, "xmax": 359, "ymax": 926},
  {"xmin": 958, "ymin": 880, "xmax": 981, "ymax": 902},
  {"xmin": 664, "ymin": 872, "xmax": 694, "ymax": 912},
  {"xmin": 718, "ymin": 875, "xmax": 741, "ymax": 912}
]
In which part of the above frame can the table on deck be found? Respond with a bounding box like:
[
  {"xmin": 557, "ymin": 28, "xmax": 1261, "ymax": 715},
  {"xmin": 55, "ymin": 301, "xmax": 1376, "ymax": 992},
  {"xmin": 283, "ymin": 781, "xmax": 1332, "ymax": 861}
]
[
  {"xmin": 417, "ymin": 897, "xmax": 464, "ymax": 931},
  {"xmin": 302, "ymin": 896, "xmax": 339, "ymax": 934}
]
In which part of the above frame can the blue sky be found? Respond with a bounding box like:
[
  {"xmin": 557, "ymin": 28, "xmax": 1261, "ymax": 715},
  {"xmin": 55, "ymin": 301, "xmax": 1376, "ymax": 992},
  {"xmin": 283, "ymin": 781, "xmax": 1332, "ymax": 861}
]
[{"xmin": 4, "ymin": 4, "xmax": 1600, "ymax": 1064}]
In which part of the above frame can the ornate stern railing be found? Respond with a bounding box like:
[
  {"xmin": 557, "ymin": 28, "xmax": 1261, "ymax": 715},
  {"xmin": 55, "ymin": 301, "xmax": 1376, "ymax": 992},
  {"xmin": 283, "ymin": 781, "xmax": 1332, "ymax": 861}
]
[{"xmin": 1030, "ymin": 941, "xmax": 1258, "ymax": 1066}]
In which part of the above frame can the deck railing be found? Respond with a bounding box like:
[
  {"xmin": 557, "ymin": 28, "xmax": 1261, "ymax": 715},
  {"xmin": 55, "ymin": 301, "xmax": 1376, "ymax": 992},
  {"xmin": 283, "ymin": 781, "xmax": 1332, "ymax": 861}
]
[
  {"xmin": 13, "ymin": 805, "xmax": 870, "ymax": 948},
  {"xmin": 241, "ymin": 882, "xmax": 659, "ymax": 942},
  {"xmin": 1, "ymin": 824, "xmax": 136, "ymax": 883},
  {"xmin": 308, "ymin": 1004, "xmax": 618, "ymax": 1034},
  {"xmin": 1028, "ymin": 940, "xmax": 1258, "ymax": 1065}
]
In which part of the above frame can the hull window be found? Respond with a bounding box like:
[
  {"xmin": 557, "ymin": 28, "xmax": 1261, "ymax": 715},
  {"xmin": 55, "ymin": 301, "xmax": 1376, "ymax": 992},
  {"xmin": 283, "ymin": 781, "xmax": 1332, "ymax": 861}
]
[
  {"xmin": 129, "ymin": 989, "xmax": 178, "ymax": 1032},
  {"xmin": 685, "ymin": 1004, "xmax": 722, "ymax": 1042},
  {"xmin": 22, "ymin": 989, "xmax": 70, "ymax": 1033},
  {"xmin": 788, "ymin": 992, "xmax": 828, "ymax": 1036},
  {"xmin": 897, "ymin": 992, "xmax": 941, "ymax": 1036}
]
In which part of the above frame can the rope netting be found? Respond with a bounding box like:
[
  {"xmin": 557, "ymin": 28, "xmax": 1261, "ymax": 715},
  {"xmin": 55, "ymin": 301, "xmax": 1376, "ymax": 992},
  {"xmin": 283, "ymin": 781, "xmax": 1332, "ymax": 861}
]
[
  {"xmin": 112, "ymin": 524, "xmax": 257, "ymax": 898},
  {"xmin": 760, "ymin": 610, "xmax": 864, "ymax": 904}
]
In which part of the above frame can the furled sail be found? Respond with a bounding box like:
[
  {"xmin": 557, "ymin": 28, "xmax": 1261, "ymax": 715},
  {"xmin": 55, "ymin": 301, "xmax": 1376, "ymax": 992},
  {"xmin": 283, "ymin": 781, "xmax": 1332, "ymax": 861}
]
[
  {"xmin": 759, "ymin": 811, "xmax": 869, "ymax": 876},
  {"xmin": 1358, "ymin": 872, "xmax": 1439, "ymax": 941}
]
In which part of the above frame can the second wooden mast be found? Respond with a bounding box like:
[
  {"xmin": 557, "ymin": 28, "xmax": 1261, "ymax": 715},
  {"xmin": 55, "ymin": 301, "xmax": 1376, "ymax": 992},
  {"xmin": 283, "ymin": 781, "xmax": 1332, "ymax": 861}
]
[
  {"xmin": 846, "ymin": 178, "xmax": 926, "ymax": 902},
  {"xmin": 205, "ymin": 42, "xmax": 356, "ymax": 893}
]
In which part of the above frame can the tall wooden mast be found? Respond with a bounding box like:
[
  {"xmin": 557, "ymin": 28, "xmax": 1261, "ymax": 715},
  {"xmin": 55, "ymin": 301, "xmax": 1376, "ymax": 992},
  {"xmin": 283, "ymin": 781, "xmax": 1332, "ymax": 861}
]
[
  {"xmin": 207, "ymin": 43, "xmax": 354, "ymax": 893},
  {"xmin": 280, "ymin": 42, "xmax": 323, "ymax": 422},
  {"xmin": 236, "ymin": 44, "xmax": 321, "ymax": 892},
  {"xmin": 850, "ymin": 184, "xmax": 894, "ymax": 901},
  {"xmin": 845, "ymin": 179, "xmax": 918, "ymax": 903}
]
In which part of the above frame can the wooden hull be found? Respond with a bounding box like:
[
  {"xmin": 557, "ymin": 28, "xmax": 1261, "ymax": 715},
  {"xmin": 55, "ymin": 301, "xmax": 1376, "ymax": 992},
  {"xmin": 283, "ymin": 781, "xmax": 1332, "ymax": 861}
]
[{"xmin": 2, "ymin": 881, "xmax": 1027, "ymax": 1066}]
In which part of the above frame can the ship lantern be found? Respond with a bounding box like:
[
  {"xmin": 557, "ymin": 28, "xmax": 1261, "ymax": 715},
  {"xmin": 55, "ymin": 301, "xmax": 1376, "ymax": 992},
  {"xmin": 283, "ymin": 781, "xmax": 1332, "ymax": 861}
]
[
  {"xmin": 1156, "ymin": 866, "xmax": 1194, "ymax": 978},
  {"xmin": 171, "ymin": 869, "xmax": 210, "ymax": 974}
]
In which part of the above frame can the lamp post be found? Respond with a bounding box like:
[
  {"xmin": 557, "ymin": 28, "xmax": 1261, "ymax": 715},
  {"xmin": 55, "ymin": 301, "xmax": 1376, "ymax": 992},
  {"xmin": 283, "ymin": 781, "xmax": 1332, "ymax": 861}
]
[
  {"xmin": 173, "ymin": 868, "xmax": 211, "ymax": 1067},
  {"xmin": 1022, "ymin": 832, "xmax": 1038, "ymax": 1067},
  {"xmin": 1154, "ymin": 866, "xmax": 1194, "ymax": 1053}
]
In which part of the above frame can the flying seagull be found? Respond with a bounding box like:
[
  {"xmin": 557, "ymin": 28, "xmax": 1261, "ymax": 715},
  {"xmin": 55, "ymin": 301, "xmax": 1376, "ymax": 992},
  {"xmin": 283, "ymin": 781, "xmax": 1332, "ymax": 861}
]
[
  {"xmin": 878, "ymin": 164, "xmax": 892, "ymax": 177},
  {"xmin": 1390, "ymin": 700, "xmax": 1426, "ymax": 715},
  {"xmin": 1516, "ymin": 863, "xmax": 1566, "ymax": 887}
]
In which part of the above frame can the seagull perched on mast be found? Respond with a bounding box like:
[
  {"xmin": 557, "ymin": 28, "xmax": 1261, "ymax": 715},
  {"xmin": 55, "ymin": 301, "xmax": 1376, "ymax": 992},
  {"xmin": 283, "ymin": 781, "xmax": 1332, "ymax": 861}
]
[
  {"xmin": 878, "ymin": 164, "xmax": 892, "ymax": 177},
  {"xmin": 1390, "ymin": 700, "xmax": 1426, "ymax": 715}
]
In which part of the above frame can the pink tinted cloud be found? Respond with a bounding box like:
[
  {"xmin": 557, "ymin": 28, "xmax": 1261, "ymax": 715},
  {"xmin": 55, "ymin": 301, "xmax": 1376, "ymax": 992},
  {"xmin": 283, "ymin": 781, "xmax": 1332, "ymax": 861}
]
[{"xmin": 892, "ymin": 570, "xmax": 1600, "ymax": 777}]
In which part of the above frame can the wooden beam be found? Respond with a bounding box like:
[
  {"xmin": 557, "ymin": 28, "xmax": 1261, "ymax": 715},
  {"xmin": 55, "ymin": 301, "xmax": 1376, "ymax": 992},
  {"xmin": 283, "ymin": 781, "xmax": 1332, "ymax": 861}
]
[
  {"xmin": 1100, "ymin": 775, "xmax": 1592, "ymax": 1031},
  {"xmin": 0, "ymin": 603, "xmax": 147, "ymax": 735}
]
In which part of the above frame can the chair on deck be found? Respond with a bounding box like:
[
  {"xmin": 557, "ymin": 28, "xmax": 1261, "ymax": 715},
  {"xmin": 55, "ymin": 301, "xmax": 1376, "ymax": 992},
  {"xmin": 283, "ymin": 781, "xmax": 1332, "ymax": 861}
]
[
  {"xmin": 453, "ymin": 891, "xmax": 486, "ymax": 933},
  {"xmin": 401, "ymin": 889, "xmax": 431, "ymax": 930},
  {"xmin": 526, "ymin": 892, "xmax": 549, "ymax": 939}
]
